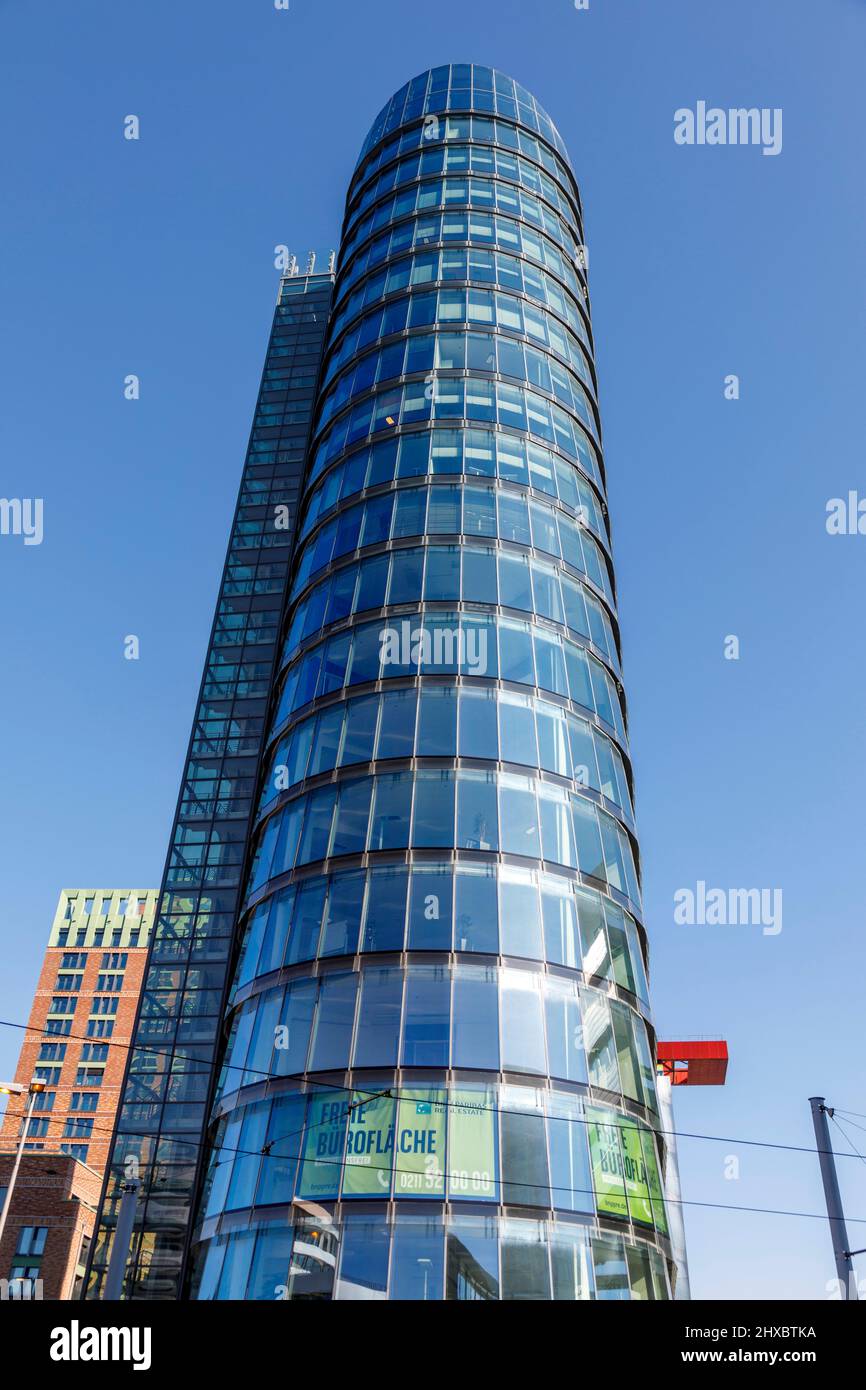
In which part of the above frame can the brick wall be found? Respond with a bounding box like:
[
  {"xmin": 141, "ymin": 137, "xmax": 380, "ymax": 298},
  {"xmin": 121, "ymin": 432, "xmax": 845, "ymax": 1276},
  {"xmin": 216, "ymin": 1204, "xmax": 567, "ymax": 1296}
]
[
  {"xmin": 0, "ymin": 1153, "xmax": 101, "ymax": 1300},
  {"xmin": 0, "ymin": 944, "xmax": 149, "ymax": 1172}
]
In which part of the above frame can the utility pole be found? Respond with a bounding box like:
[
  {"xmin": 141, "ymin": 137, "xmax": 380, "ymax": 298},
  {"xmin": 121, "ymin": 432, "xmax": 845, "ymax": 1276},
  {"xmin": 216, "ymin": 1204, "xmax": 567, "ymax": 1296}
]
[
  {"xmin": 809, "ymin": 1096, "xmax": 859, "ymax": 1300},
  {"xmin": 103, "ymin": 1178, "xmax": 140, "ymax": 1301},
  {"xmin": 0, "ymin": 1078, "xmax": 46, "ymax": 1251}
]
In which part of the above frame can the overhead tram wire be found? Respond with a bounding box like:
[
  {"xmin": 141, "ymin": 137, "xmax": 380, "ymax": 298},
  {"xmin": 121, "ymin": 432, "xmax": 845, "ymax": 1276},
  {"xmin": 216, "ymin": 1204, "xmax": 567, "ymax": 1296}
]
[
  {"xmin": 2, "ymin": 1011, "xmax": 866, "ymax": 1168},
  {"xmin": 11, "ymin": 1089, "xmax": 866, "ymax": 1231},
  {"xmin": 829, "ymin": 1114, "xmax": 866, "ymax": 1172},
  {"xmin": 832, "ymin": 1107, "xmax": 866, "ymax": 1125},
  {"xmin": 26, "ymin": 1112, "xmax": 866, "ymax": 1232},
  {"xmin": 830, "ymin": 1114, "xmax": 866, "ymax": 1140},
  {"xmin": 8, "ymin": 1069, "xmax": 866, "ymax": 1230}
]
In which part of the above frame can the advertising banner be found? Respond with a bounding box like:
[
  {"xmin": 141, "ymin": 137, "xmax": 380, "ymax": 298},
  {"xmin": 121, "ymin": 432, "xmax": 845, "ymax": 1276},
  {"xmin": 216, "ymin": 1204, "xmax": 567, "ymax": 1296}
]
[
  {"xmin": 586, "ymin": 1106, "xmax": 628, "ymax": 1219},
  {"xmin": 393, "ymin": 1088, "xmax": 446, "ymax": 1197},
  {"xmin": 343, "ymin": 1091, "xmax": 396, "ymax": 1197},
  {"xmin": 447, "ymin": 1088, "xmax": 497, "ymax": 1200},
  {"xmin": 297, "ymin": 1091, "xmax": 349, "ymax": 1200},
  {"xmin": 620, "ymin": 1119, "xmax": 654, "ymax": 1226},
  {"xmin": 641, "ymin": 1127, "xmax": 670, "ymax": 1236}
]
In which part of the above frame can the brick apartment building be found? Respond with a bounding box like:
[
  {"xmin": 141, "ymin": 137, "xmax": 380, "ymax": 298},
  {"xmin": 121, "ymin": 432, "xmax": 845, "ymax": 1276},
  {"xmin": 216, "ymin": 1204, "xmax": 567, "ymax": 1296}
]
[
  {"xmin": 0, "ymin": 1152, "xmax": 102, "ymax": 1299},
  {"xmin": 0, "ymin": 888, "xmax": 156, "ymax": 1298}
]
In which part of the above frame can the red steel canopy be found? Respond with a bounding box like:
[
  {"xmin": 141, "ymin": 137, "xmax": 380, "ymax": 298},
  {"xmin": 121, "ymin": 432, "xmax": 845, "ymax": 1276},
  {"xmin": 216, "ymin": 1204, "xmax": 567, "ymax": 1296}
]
[{"xmin": 657, "ymin": 1039, "xmax": 728, "ymax": 1086}]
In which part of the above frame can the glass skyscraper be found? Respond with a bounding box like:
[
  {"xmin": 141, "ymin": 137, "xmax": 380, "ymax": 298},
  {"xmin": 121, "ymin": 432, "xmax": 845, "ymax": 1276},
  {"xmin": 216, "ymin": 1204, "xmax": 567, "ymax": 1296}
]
[
  {"xmin": 86, "ymin": 270, "xmax": 334, "ymax": 1298},
  {"xmin": 89, "ymin": 65, "xmax": 676, "ymax": 1302}
]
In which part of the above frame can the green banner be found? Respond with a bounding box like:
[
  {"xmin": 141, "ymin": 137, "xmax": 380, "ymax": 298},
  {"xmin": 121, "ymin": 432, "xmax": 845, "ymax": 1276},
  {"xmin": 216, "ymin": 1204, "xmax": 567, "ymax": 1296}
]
[
  {"xmin": 621, "ymin": 1119, "xmax": 653, "ymax": 1226},
  {"xmin": 447, "ymin": 1088, "xmax": 496, "ymax": 1201},
  {"xmin": 587, "ymin": 1106, "xmax": 628, "ymax": 1219},
  {"xmin": 297, "ymin": 1091, "xmax": 349, "ymax": 1200},
  {"xmin": 393, "ymin": 1088, "xmax": 446, "ymax": 1197},
  {"xmin": 343, "ymin": 1091, "xmax": 395, "ymax": 1197},
  {"xmin": 640, "ymin": 1127, "xmax": 670, "ymax": 1236}
]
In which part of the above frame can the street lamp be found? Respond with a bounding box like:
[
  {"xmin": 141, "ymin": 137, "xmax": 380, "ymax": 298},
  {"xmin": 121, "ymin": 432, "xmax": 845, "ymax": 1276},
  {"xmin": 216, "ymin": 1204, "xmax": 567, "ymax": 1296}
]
[{"xmin": 0, "ymin": 1078, "xmax": 47, "ymax": 1250}]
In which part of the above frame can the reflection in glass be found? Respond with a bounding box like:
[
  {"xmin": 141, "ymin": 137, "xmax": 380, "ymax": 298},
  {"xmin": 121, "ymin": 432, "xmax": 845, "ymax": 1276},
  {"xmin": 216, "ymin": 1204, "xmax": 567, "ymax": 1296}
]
[
  {"xmin": 446, "ymin": 1217, "xmax": 499, "ymax": 1300},
  {"xmin": 335, "ymin": 1217, "xmax": 389, "ymax": 1301},
  {"xmin": 390, "ymin": 1217, "xmax": 445, "ymax": 1300}
]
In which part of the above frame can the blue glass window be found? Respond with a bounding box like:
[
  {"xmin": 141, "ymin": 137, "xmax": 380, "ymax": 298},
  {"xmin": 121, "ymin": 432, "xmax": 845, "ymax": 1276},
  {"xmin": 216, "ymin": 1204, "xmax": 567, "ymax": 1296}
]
[
  {"xmin": 297, "ymin": 787, "xmax": 336, "ymax": 864},
  {"xmin": 407, "ymin": 867, "xmax": 453, "ymax": 950},
  {"xmin": 320, "ymin": 872, "xmax": 365, "ymax": 957},
  {"xmin": 341, "ymin": 694, "xmax": 379, "ymax": 766},
  {"xmin": 500, "ymin": 1218, "xmax": 552, "ymax": 1299},
  {"xmin": 457, "ymin": 688, "xmax": 498, "ymax": 760},
  {"xmin": 287, "ymin": 879, "xmax": 327, "ymax": 963},
  {"xmin": 246, "ymin": 1225, "xmax": 295, "ymax": 1299},
  {"xmin": 370, "ymin": 772, "xmax": 412, "ymax": 849},
  {"xmin": 353, "ymin": 968, "xmax": 403, "ymax": 1066},
  {"xmin": 308, "ymin": 973, "xmax": 358, "ymax": 1071},
  {"xmin": 500, "ymin": 970, "xmax": 546, "ymax": 1074},
  {"xmin": 499, "ymin": 870, "xmax": 543, "ymax": 959},
  {"xmin": 256, "ymin": 1094, "xmax": 305, "ymax": 1203},
  {"xmin": 336, "ymin": 1215, "xmax": 391, "ymax": 1299},
  {"xmin": 402, "ymin": 966, "xmax": 450, "ymax": 1066},
  {"xmin": 455, "ymin": 866, "xmax": 498, "ymax": 953},
  {"xmin": 498, "ymin": 776, "xmax": 539, "ymax": 857},
  {"xmin": 500, "ymin": 1100, "xmax": 549, "ymax": 1206},
  {"xmin": 452, "ymin": 966, "xmax": 499, "ymax": 1069},
  {"xmin": 273, "ymin": 980, "xmax": 316, "ymax": 1076},
  {"xmin": 331, "ymin": 778, "xmax": 373, "ymax": 856},
  {"xmin": 499, "ymin": 693, "xmax": 537, "ymax": 766},
  {"xmin": 257, "ymin": 891, "xmax": 291, "ymax": 975},
  {"xmin": 456, "ymin": 770, "xmax": 498, "ymax": 852},
  {"xmin": 362, "ymin": 866, "xmax": 408, "ymax": 952},
  {"xmin": 412, "ymin": 771, "xmax": 456, "ymax": 848},
  {"xmin": 390, "ymin": 1217, "xmax": 445, "ymax": 1300},
  {"xmin": 377, "ymin": 689, "xmax": 417, "ymax": 759},
  {"xmin": 446, "ymin": 1217, "xmax": 499, "ymax": 1300},
  {"xmin": 541, "ymin": 881, "xmax": 581, "ymax": 969},
  {"xmin": 226, "ymin": 1103, "xmax": 268, "ymax": 1210},
  {"xmin": 545, "ymin": 979, "xmax": 587, "ymax": 1085},
  {"xmin": 593, "ymin": 1235, "xmax": 630, "ymax": 1300},
  {"xmin": 417, "ymin": 686, "xmax": 458, "ymax": 754},
  {"xmin": 572, "ymin": 797, "xmax": 606, "ymax": 880}
]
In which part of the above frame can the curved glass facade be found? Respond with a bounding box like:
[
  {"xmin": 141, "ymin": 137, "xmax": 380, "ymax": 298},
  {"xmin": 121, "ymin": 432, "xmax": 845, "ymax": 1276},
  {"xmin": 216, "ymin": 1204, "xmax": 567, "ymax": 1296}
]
[{"xmin": 190, "ymin": 65, "xmax": 674, "ymax": 1301}]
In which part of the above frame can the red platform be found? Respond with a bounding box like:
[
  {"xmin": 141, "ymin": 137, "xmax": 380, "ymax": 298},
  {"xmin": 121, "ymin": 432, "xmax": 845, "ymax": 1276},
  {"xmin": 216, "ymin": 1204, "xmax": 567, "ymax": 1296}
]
[{"xmin": 657, "ymin": 1039, "xmax": 728, "ymax": 1086}]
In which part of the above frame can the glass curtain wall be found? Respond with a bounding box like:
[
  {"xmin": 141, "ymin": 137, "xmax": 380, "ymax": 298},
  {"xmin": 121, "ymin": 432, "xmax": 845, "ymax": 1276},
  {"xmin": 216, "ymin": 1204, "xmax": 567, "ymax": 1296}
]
[{"xmin": 188, "ymin": 66, "xmax": 674, "ymax": 1301}]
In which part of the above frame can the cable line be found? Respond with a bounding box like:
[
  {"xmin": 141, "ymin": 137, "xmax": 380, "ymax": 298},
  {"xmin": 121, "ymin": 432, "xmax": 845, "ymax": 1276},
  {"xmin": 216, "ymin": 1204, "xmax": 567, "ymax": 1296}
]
[
  {"xmin": 3, "ymin": 1012, "xmax": 866, "ymax": 1169},
  {"xmin": 829, "ymin": 1114, "xmax": 866, "ymax": 1173},
  {"xmin": 83, "ymin": 1127, "xmax": 866, "ymax": 1229}
]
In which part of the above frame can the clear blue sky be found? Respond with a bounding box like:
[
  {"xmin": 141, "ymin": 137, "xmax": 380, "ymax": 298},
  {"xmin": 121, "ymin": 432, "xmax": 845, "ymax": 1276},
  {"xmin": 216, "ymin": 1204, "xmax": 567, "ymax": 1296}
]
[{"xmin": 1, "ymin": 0, "xmax": 864, "ymax": 1300}]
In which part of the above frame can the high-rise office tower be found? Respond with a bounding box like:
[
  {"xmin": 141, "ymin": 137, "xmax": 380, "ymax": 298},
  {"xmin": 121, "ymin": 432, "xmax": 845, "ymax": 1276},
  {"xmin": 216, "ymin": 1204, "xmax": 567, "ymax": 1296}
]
[
  {"xmin": 85, "ymin": 272, "xmax": 334, "ymax": 1298},
  {"xmin": 89, "ymin": 66, "xmax": 676, "ymax": 1302}
]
